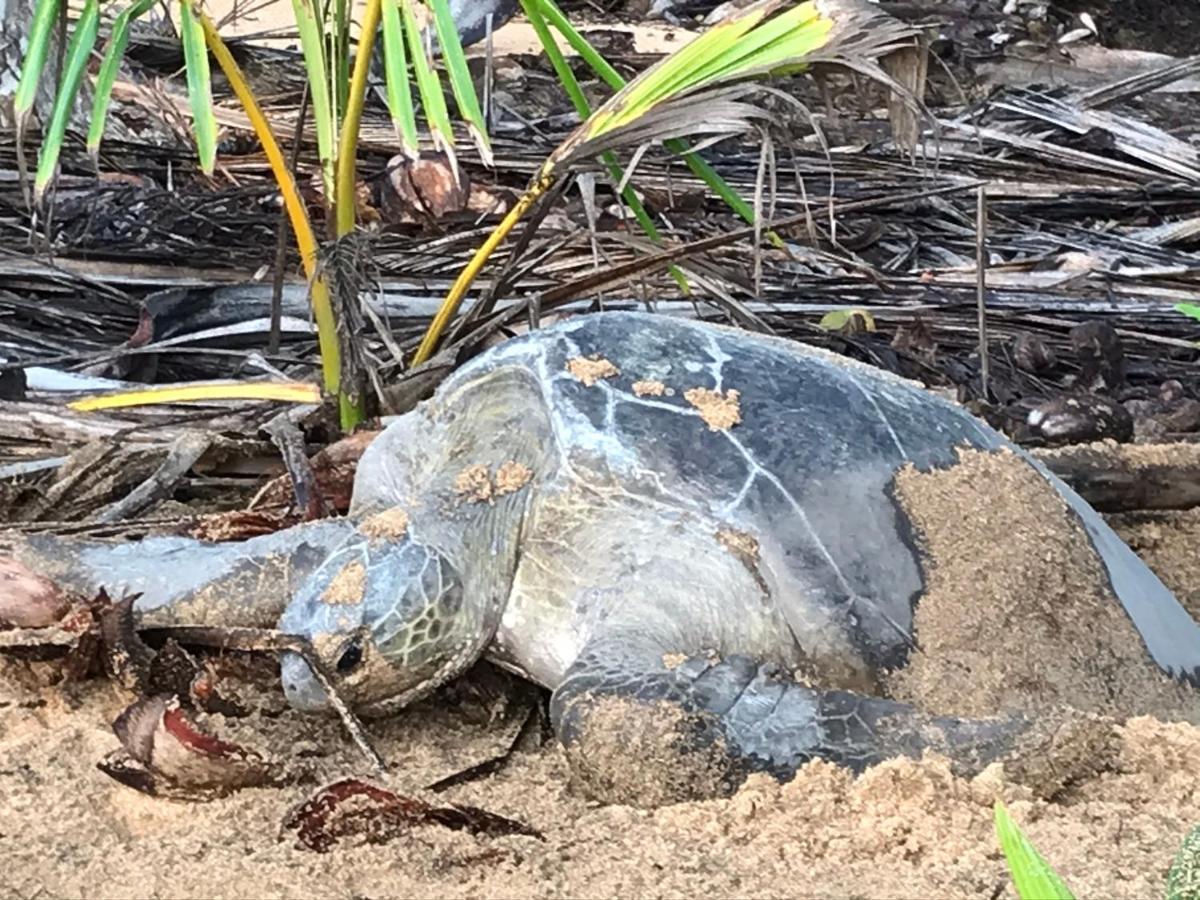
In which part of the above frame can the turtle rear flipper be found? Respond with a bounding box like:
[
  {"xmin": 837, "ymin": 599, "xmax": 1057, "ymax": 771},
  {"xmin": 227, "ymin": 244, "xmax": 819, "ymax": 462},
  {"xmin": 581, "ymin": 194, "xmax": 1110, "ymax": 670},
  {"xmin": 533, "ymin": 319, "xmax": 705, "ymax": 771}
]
[{"xmin": 550, "ymin": 640, "xmax": 1118, "ymax": 807}]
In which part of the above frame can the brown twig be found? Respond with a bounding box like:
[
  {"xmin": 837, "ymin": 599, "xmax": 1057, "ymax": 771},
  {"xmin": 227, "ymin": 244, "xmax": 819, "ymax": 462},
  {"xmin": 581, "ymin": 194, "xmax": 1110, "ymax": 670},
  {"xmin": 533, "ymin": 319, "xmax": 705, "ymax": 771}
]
[
  {"xmin": 269, "ymin": 85, "xmax": 311, "ymax": 355},
  {"xmin": 976, "ymin": 182, "xmax": 990, "ymax": 401}
]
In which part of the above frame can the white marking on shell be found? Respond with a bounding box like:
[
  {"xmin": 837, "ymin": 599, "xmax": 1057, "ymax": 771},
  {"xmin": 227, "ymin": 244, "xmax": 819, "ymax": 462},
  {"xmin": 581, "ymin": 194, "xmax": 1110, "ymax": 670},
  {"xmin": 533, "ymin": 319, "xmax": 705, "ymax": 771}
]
[
  {"xmin": 851, "ymin": 380, "xmax": 907, "ymax": 457},
  {"xmin": 705, "ymin": 331, "xmax": 733, "ymax": 391}
]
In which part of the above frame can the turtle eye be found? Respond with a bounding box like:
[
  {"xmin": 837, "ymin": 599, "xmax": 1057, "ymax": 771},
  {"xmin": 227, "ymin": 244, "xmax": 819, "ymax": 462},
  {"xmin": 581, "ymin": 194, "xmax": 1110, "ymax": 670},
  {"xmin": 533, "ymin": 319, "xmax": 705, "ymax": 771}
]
[{"xmin": 336, "ymin": 641, "xmax": 363, "ymax": 673}]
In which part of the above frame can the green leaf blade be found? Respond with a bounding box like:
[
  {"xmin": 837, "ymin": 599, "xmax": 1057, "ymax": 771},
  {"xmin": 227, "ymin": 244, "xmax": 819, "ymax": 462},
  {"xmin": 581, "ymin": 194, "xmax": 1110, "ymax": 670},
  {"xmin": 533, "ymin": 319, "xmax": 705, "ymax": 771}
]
[
  {"xmin": 179, "ymin": 0, "xmax": 219, "ymax": 175},
  {"xmin": 401, "ymin": 0, "xmax": 453, "ymax": 154},
  {"xmin": 289, "ymin": 0, "xmax": 337, "ymax": 197},
  {"xmin": 381, "ymin": 0, "xmax": 419, "ymax": 157},
  {"xmin": 530, "ymin": 0, "xmax": 780, "ymax": 245},
  {"xmin": 429, "ymin": 0, "xmax": 492, "ymax": 165},
  {"xmin": 33, "ymin": 0, "xmax": 102, "ymax": 203},
  {"xmin": 13, "ymin": 0, "xmax": 62, "ymax": 126},
  {"xmin": 86, "ymin": 0, "xmax": 157, "ymax": 159},
  {"xmin": 993, "ymin": 801, "xmax": 1076, "ymax": 900},
  {"xmin": 1176, "ymin": 303, "xmax": 1200, "ymax": 323}
]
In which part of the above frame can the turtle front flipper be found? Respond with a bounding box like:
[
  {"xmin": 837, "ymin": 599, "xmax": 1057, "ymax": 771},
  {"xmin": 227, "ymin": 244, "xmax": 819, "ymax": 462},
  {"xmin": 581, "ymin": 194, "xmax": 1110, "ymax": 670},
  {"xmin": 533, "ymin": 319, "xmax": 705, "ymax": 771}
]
[
  {"xmin": 550, "ymin": 639, "xmax": 1117, "ymax": 807},
  {"xmin": 1, "ymin": 520, "xmax": 356, "ymax": 629}
]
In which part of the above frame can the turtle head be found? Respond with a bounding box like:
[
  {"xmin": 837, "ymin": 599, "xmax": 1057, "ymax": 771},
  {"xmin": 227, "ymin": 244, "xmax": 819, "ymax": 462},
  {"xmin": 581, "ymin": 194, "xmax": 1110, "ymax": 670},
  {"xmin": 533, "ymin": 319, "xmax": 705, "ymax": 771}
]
[{"xmin": 277, "ymin": 528, "xmax": 473, "ymax": 717}]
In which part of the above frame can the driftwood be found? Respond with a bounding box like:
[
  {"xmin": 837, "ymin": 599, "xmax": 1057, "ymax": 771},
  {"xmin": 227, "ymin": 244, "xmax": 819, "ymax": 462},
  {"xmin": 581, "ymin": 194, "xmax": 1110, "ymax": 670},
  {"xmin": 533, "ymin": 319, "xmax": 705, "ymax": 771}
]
[{"xmin": 1034, "ymin": 441, "xmax": 1200, "ymax": 513}]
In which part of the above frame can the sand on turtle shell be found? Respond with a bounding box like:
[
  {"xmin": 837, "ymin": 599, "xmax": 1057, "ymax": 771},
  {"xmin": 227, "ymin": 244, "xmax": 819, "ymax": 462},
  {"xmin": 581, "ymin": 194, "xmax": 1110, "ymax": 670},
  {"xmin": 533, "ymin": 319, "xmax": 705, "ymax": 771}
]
[
  {"xmin": 887, "ymin": 446, "xmax": 1200, "ymax": 725},
  {"xmin": 684, "ymin": 387, "xmax": 742, "ymax": 431},
  {"xmin": 3, "ymin": 446, "xmax": 1200, "ymax": 899},
  {"xmin": 320, "ymin": 560, "xmax": 367, "ymax": 606}
]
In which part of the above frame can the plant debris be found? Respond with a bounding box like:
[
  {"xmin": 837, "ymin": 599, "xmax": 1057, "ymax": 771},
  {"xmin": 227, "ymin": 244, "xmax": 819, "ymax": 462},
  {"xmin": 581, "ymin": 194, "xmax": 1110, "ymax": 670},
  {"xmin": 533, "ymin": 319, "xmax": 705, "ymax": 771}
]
[
  {"xmin": 280, "ymin": 778, "xmax": 543, "ymax": 852},
  {"xmin": 100, "ymin": 693, "xmax": 285, "ymax": 800}
]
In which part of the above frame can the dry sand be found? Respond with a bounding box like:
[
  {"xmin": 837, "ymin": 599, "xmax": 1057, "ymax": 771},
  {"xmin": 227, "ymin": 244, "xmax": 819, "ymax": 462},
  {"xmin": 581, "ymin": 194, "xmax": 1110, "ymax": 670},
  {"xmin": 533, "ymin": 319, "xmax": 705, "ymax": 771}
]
[{"xmin": 3, "ymin": 448, "xmax": 1200, "ymax": 899}]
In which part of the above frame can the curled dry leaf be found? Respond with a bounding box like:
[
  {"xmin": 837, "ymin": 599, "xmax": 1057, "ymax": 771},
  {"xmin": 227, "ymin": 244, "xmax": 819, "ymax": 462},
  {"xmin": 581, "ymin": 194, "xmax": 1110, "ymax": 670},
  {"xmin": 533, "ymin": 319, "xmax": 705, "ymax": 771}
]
[
  {"xmin": 102, "ymin": 694, "xmax": 283, "ymax": 800},
  {"xmin": 1013, "ymin": 332, "xmax": 1057, "ymax": 374},
  {"xmin": 0, "ymin": 555, "xmax": 72, "ymax": 628},
  {"xmin": 380, "ymin": 153, "xmax": 513, "ymax": 225},
  {"xmin": 281, "ymin": 778, "xmax": 543, "ymax": 852},
  {"xmin": 1027, "ymin": 394, "xmax": 1134, "ymax": 446},
  {"xmin": 382, "ymin": 152, "xmax": 470, "ymax": 223}
]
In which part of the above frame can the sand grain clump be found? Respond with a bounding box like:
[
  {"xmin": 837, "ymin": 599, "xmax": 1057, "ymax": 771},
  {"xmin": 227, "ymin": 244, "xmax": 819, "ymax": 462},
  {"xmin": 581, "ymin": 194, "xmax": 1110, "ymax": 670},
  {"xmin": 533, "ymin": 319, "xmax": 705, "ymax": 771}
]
[
  {"xmin": 632, "ymin": 380, "xmax": 667, "ymax": 397},
  {"xmin": 685, "ymin": 387, "xmax": 742, "ymax": 431},
  {"xmin": 494, "ymin": 461, "xmax": 533, "ymax": 496},
  {"xmin": 320, "ymin": 559, "xmax": 367, "ymax": 605},
  {"xmin": 566, "ymin": 356, "xmax": 619, "ymax": 386},
  {"xmin": 359, "ymin": 506, "xmax": 410, "ymax": 539}
]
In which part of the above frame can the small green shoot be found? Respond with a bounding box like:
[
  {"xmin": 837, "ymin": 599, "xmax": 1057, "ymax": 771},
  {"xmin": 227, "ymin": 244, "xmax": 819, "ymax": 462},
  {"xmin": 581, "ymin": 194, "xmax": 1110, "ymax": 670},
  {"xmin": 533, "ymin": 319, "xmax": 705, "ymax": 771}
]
[
  {"xmin": 1168, "ymin": 824, "xmax": 1200, "ymax": 900},
  {"xmin": 1176, "ymin": 303, "xmax": 1200, "ymax": 323},
  {"xmin": 818, "ymin": 309, "xmax": 876, "ymax": 333},
  {"xmin": 993, "ymin": 800, "xmax": 1076, "ymax": 900}
]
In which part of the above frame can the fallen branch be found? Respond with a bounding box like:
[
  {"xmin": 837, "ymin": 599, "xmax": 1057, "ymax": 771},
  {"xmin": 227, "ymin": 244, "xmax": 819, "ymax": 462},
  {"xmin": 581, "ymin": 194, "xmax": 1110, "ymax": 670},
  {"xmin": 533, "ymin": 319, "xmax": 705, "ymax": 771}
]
[{"xmin": 1034, "ymin": 441, "xmax": 1200, "ymax": 513}]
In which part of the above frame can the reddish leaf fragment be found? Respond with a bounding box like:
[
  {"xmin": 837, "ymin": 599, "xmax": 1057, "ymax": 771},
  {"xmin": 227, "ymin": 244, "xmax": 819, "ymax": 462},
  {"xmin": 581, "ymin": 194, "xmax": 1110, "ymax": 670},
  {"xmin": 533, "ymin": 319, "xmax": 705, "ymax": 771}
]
[
  {"xmin": 281, "ymin": 778, "xmax": 542, "ymax": 852},
  {"xmin": 0, "ymin": 584, "xmax": 112, "ymax": 680},
  {"xmin": 106, "ymin": 694, "xmax": 283, "ymax": 799}
]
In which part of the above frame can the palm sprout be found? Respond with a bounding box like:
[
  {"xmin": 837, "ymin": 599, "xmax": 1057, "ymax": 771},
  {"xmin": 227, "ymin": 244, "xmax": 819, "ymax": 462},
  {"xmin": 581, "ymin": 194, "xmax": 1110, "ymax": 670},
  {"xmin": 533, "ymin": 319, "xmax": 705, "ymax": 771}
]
[
  {"xmin": 412, "ymin": 0, "xmax": 922, "ymax": 364},
  {"xmin": 16, "ymin": 0, "xmax": 919, "ymax": 423}
]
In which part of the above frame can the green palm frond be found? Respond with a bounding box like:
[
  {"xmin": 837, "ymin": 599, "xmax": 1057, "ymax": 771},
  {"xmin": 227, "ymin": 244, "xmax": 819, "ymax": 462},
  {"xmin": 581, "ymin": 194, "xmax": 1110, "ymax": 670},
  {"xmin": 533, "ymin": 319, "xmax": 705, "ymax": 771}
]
[
  {"xmin": 381, "ymin": 0, "xmax": 420, "ymax": 158},
  {"xmin": 86, "ymin": 0, "xmax": 157, "ymax": 162},
  {"xmin": 33, "ymin": 0, "xmax": 100, "ymax": 203},
  {"xmin": 178, "ymin": 0, "xmax": 218, "ymax": 174},
  {"xmin": 550, "ymin": 0, "xmax": 918, "ymax": 170},
  {"xmin": 413, "ymin": 0, "xmax": 922, "ymax": 365},
  {"xmin": 291, "ymin": 0, "xmax": 338, "ymax": 198},
  {"xmin": 12, "ymin": 0, "xmax": 61, "ymax": 139},
  {"xmin": 430, "ymin": 0, "xmax": 492, "ymax": 165},
  {"xmin": 401, "ymin": 0, "xmax": 455, "ymax": 159}
]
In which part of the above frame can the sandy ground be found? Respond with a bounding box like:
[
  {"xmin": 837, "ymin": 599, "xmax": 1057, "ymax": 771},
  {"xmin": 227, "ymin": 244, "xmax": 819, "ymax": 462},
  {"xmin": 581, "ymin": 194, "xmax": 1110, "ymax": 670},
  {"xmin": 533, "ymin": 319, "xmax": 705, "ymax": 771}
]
[
  {"xmin": 175, "ymin": 0, "xmax": 692, "ymax": 56},
  {"xmin": 3, "ymin": 451, "xmax": 1200, "ymax": 900}
]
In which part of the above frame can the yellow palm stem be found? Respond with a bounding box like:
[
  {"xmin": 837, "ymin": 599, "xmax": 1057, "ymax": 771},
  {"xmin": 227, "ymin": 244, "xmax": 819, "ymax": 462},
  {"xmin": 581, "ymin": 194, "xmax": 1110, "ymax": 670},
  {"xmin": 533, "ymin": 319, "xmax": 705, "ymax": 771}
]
[
  {"xmin": 411, "ymin": 172, "xmax": 555, "ymax": 366},
  {"xmin": 200, "ymin": 13, "xmax": 342, "ymax": 403},
  {"xmin": 334, "ymin": 0, "xmax": 383, "ymax": 237}
]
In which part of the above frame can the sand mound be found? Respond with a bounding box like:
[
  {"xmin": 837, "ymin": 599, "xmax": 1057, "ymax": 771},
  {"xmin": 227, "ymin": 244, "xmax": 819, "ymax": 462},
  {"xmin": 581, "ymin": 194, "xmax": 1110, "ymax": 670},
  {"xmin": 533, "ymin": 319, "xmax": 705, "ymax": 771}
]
[
  {"xmin": 1, "ymin": 672, "xmax": 1197, "ymax": 899},
  {"xmin": 888, "ymin": 447, "xmax": 1200, "ymax": 725}
]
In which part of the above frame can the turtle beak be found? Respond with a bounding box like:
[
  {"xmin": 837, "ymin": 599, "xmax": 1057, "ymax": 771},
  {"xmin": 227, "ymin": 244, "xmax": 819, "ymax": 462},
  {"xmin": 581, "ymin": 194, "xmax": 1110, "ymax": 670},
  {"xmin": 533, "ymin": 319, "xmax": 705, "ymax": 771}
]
[{"xmin": 280, "ymin": 651, "xmax": 332, "ymax": 713}]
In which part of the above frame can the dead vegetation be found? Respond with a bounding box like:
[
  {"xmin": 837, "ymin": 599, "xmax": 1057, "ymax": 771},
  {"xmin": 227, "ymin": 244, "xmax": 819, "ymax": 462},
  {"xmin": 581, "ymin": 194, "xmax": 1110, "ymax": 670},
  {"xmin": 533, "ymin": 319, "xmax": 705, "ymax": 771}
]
[{"xmin": 0, "ymin": 0, "xmax": 1198, "ymax": 537}]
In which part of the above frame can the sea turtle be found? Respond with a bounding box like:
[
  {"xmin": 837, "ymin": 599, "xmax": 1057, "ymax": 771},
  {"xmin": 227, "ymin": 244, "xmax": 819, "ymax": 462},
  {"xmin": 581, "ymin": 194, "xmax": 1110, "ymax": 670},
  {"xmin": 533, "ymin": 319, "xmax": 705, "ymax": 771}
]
[{"xmin": 5, "ymin": 312, "xmax": 1200, "ymax": 804}]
